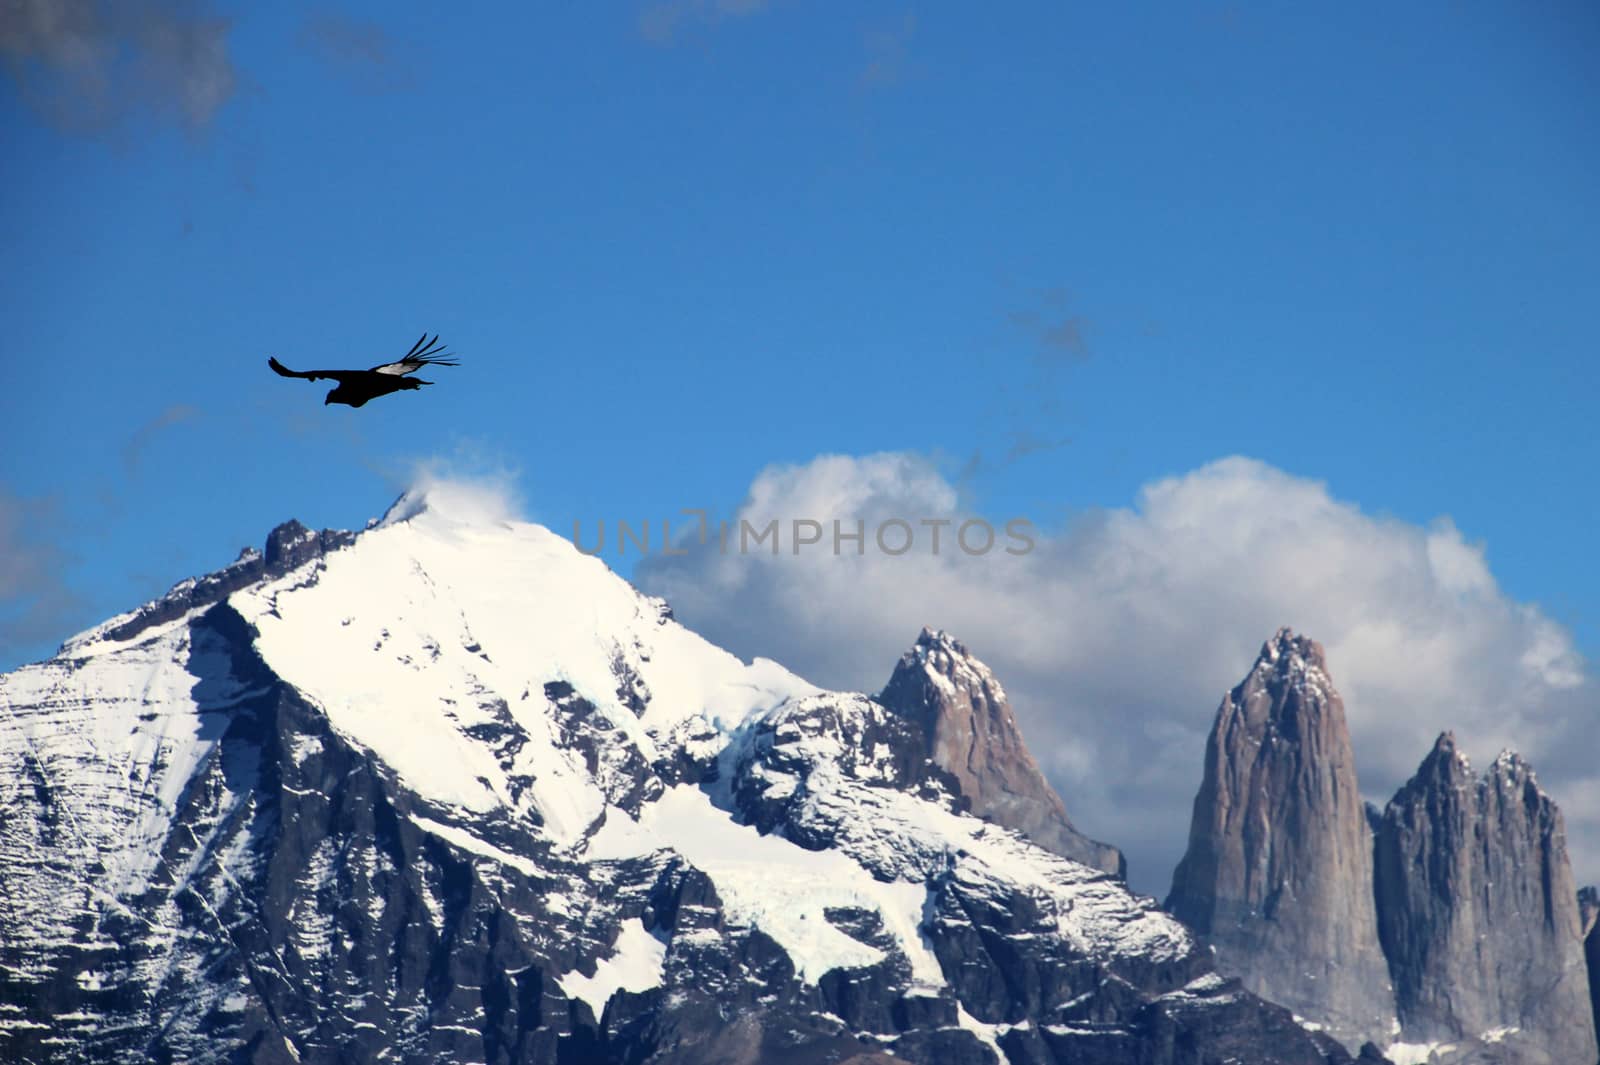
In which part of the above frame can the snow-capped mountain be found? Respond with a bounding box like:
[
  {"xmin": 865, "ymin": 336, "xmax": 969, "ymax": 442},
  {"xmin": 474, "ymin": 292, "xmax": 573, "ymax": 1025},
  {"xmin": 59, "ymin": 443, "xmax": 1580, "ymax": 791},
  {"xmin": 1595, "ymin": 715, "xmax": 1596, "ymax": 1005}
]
[{"xmin": 0, "ymin": 487, "xmax": 1385, "ymax": 1064}]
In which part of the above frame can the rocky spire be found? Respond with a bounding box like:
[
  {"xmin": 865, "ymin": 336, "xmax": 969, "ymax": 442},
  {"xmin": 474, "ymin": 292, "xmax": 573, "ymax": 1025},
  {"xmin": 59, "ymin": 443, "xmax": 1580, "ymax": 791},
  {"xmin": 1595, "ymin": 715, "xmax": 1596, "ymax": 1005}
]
[
  {"xmin": 1165, "ymin": 628, "xmax": 1395, "ymax": 1048},
  {"xmin": 877, "ymin": 627, "xmax": 1125, "ymax": 876},
  {"xmin": 1374, "ymin": 736, "xmax": 1598, "ymax": 1064}
]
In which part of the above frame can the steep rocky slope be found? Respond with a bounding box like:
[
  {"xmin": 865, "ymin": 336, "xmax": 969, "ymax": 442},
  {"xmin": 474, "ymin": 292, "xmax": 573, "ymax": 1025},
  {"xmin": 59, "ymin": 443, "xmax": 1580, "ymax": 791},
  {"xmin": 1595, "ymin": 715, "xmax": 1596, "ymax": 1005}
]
[{"xmin": 877, "ymin": 627, "xmax": 1124, "ymax": 876}]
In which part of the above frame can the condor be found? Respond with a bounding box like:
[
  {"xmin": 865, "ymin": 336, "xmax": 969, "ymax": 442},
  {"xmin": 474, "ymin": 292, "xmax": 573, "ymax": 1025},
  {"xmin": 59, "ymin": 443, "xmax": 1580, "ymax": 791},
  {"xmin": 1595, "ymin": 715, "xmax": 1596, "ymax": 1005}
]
[{"xmin": 269, "ymin": 334, "xmax": 460, "ymax": 407}]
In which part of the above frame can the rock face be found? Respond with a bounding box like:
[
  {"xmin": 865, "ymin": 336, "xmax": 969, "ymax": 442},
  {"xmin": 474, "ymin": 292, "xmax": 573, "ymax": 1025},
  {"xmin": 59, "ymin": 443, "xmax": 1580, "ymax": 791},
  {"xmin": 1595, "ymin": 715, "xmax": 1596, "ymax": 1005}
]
[
  {"xmin": 1582, "ymin": 886, "xmax": 1600, "ymax": 1062},
  {"xmin": 878, "ymin": 627, "xmax": 1125, "ymax": 877},
  {"xmin": 1374, "ymin": 735, "xmax": 1598, "ymax": 1065},
  {"xmin": 0, "ymin": 499, "xmax": 1368, "ymax": 1065},
  {"xmin": 1165, "ymin": 629, "xmax": 1396, "ymax": 1048}
]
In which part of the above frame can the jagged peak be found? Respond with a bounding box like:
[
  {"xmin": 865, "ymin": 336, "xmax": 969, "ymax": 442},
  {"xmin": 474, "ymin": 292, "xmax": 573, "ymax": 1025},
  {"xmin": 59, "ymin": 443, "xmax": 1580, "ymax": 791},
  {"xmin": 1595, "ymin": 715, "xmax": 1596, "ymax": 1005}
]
[
  {"xmin": 911, "ymin": 625, "xmax": 969, "ymax": 658},
  {"xmin": 1394, "ymin": 734, "xmax": 1557, "ymax": 811},
  {"xmin": 1491, "ymin": 747, "xmax": 1530, "ymax": 775},
  {"xmin": 891, "ymin": 627, "xmax": 1005, "ymax": 704},
  {"xmin": 1251, "ymin": 627, "xmax": 1329, "ymax": 675},
  {"xmin": 878, "ymin": 626, "xmax": 1122, "ymax": 876},
  {"xmin": 1229, "ymin": 628, "xmax": 1337, "ymax": 716},
  {"xmin": 1416, "ymin": 730, "xmax": 1473, "ymax": 777}
]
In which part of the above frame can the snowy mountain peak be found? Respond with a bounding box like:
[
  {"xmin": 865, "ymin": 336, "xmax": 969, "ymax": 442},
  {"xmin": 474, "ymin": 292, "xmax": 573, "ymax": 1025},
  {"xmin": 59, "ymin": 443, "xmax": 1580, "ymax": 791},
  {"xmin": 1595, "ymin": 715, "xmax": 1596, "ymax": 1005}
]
[{"xmin": 233, "ymin": 505, "xmax": 817, "ymax": 834}]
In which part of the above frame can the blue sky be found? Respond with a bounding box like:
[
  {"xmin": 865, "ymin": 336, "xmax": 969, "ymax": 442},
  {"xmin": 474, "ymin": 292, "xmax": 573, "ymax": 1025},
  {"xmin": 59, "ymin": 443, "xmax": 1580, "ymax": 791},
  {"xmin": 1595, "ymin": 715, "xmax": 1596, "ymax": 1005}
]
[{"xmin": 5, "ymin": 0, "xmax": 1598, "ymax": 676}]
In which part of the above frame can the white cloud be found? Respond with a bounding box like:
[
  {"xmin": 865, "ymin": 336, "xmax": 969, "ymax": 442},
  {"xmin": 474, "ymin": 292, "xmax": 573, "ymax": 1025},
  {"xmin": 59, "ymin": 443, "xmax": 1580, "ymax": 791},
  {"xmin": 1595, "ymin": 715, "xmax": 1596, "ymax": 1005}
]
[
  {"xmin": 382, "ymin": 455, "xmax": 525, "ymax": 529},
  {"xmin": 636, "ymin": 453, "xmax": 1598, "ymax": 893}
]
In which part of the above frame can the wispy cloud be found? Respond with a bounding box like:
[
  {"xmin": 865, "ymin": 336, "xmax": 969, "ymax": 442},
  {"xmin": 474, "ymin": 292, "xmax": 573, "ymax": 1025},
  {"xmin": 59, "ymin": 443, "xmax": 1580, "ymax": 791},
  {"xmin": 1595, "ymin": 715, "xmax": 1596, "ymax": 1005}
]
[
  {"xmin": 0, "ymin": 489, "xmax": 82, "ymax": 664},
  {"xmin": 298, "ymin": 11, "xmax": 414, "ymax": 92},
  {"xmin": 377, "ymin": 441, "xmax": 526, "ymax": 529},
  {"xmin": 0, "ymin": 0, "xmax": 238, "ymax": 136},
  {"xmin": 1008, "ymin": 286, "xmax": 1091, "ymax": 366},
  {"xmin": 123, "ymin": 403, "xmax": 200, "ymax": 475},
  {"xmin": 1003, "ymin": 430, "xmax": 1071, "ymax": 462},
  {"xmin": 384, "ymin": 469, "xmax": 523, "ymax": 529},
  {"xmin": 859, "ymin": 13, "xmax": 916, "ymax": 89},
  {"xmin": 637, "ymin": 0, "xmax": 769, "ymax": 45}
]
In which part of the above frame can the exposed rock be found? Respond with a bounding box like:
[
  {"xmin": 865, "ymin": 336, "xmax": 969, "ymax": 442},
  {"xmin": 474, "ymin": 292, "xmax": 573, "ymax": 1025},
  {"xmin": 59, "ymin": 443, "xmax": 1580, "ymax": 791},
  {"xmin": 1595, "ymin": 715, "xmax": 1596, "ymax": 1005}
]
[
  {"xmin": 68, "ymin": 518, "xmax": 355, "ymax": 649},
  {"xmin": 1583, "ymin": 886, "xmax": 1600, "ymax": 1064},
  {"xmin": 1374, "ymin": 735, "xmax": 1598, "ymax": 1065},
  {"xmin": 1165, "ymin": 628, "xmax": 1395, "ymax": 1048},
  {"xmin": 878, "ymin": 626, "xmax": 1125, "ymax": 877}
]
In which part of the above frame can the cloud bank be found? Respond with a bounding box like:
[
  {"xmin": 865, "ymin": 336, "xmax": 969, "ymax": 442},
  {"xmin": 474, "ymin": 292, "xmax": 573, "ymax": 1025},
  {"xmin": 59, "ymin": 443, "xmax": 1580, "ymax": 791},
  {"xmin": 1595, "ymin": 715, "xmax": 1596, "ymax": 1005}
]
[{"xmin": 635, "ymin": 453, "xmax": 1597, "ymax": 893}]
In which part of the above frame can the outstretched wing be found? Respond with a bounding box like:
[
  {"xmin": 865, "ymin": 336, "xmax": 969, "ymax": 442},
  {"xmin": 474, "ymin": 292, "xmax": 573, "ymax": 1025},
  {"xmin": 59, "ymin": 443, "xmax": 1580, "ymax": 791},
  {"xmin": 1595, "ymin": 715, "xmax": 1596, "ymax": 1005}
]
[
  {"xmin": 268, "ymin": 357, "xmax": 359, "ymax": 382},
  {"xmin": 370, "ymin": 333, "xmax": 460, "ymax": 376}
]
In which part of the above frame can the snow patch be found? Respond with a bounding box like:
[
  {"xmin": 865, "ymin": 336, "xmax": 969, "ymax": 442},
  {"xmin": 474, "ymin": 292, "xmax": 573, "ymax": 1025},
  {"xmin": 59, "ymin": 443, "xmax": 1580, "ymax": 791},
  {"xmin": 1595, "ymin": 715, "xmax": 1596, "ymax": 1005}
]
[
  {"xmin": 411, "ymin": 816, "xmax": 540, "ymax": 877},
  {"xmin": 556, "ymin": 918, "xmax": 667, "ymax": 1018},
  {"xmin": 1386, "ymin": 1041, "xmax": 1453, "ymax": 1065},
  {"xmin": 588, "ymin": 784, "xmax": 943, "ymax": 987}
]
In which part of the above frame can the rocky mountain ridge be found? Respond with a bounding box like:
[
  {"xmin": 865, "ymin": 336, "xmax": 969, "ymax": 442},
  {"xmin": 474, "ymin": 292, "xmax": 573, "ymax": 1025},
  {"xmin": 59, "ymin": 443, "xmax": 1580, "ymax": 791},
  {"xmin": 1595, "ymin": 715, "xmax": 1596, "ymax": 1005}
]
[{"xmin": 0, "ymin": 495, "xmax": 1380, "ymax": 1065}]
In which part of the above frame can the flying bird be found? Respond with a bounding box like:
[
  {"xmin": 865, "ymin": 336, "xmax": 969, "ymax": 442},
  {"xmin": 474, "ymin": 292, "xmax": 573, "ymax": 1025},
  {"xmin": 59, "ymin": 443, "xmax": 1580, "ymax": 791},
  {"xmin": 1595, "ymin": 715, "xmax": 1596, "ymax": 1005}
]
[{"xmin": 269, "ymin": 334, "xmax": 460, "ymax": 407}]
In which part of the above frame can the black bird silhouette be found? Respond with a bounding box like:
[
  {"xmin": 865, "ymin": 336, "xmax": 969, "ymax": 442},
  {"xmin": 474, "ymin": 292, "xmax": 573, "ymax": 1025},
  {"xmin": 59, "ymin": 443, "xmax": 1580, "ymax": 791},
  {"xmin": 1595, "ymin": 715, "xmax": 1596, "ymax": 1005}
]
[{"xmin": 269, "ymin": 334, "xmax": 460, "ymax": 407}]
